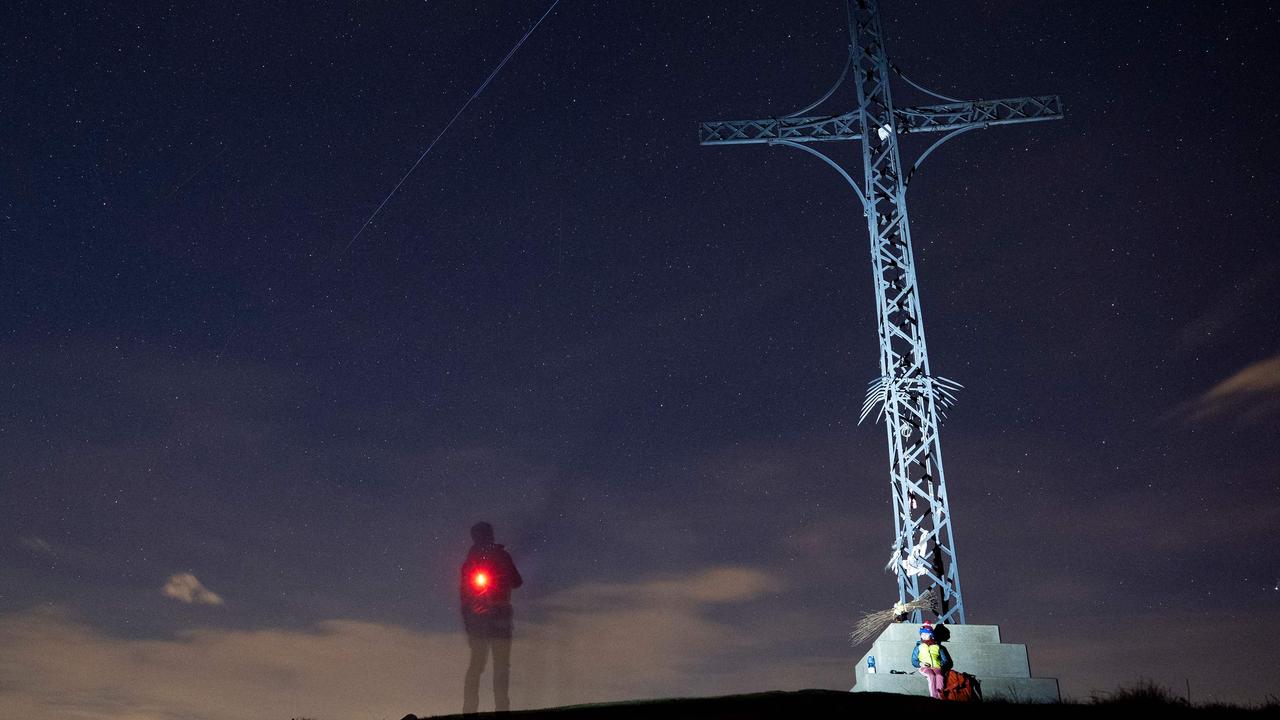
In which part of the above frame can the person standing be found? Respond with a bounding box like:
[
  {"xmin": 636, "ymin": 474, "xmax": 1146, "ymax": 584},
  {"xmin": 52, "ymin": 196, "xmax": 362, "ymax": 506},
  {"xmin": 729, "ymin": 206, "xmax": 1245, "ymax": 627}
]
[
  {"xmin": 460, "ymin": 521, "xmax": 523, "ymax": 713},
  {"xmin": 911, "ymin": 621, "xmax": 952, "ymax": 699}
]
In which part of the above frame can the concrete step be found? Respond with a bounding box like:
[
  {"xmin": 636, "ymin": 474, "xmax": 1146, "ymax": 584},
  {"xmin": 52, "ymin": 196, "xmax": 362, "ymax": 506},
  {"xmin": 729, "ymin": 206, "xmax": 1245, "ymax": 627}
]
[
  {"xmin": 852, "ymin": 673, "xmax": 931, "ymax": 697},
  {"xmin": 851, "ymin": 623, "xmax": 1059, "ymax": 702},
  {"xmin": 862, "ymin": 641, "xmax": 1030, "ymax": 677},
  {"xmin": 853, "ymin": 672, "xmax": 1060, "ymax": 703},
  {"xmin": 876, "ymin": 622, "xmax": 1000, "ymax": 643}
]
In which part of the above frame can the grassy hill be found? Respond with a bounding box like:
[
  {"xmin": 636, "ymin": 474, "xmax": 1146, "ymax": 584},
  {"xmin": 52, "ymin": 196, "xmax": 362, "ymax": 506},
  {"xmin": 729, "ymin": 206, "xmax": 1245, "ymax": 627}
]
[{"xmin": 398, "ymin": 687, "xmax": 1277, "ymax": 719}]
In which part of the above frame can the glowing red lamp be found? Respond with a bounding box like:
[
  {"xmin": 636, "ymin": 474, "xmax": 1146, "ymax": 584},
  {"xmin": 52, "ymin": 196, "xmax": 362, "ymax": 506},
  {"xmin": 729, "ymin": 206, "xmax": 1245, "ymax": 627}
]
[{"xmin": 472, "ymin": 571, "xmax": 489, "ymax": 591}]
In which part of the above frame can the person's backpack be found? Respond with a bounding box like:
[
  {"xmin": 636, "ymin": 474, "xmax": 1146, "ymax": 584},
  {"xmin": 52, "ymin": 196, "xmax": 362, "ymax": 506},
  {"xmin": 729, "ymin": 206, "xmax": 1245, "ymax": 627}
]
[
  {"xmin": 940, "ymin": 670, "xmax": 982, "ymax": 702},
  {"xmin": 461, "ymin": 556, "xmax": 501, "ymax": 614}
]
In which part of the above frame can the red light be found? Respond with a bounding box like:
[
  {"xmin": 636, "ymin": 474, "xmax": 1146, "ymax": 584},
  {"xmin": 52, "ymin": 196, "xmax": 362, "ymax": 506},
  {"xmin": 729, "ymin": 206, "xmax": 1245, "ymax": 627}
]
[{"xmin": 472, "ymin": 571, "xmax": 489, "ymax": 590}]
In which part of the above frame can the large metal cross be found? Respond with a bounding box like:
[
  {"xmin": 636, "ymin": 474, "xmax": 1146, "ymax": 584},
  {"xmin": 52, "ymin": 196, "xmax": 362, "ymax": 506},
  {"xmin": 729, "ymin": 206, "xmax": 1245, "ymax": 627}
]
[{"xmin": 699, "ymin": 0, "xmax": 1062, "ymax": 624}]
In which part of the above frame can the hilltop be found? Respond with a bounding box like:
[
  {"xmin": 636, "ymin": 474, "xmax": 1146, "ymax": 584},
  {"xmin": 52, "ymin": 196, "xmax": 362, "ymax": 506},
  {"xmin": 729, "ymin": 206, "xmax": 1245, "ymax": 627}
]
[{"xmin": 399, "ymin": 688, "xmax": 1276, "ymax": 719}]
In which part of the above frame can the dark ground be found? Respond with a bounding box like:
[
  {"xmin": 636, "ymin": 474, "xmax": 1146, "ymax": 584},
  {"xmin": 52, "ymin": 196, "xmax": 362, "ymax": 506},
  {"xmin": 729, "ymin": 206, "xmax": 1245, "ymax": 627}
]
[{"xmin": 402, "ymin": 689, "xmax": 1277, "ymax": 719}]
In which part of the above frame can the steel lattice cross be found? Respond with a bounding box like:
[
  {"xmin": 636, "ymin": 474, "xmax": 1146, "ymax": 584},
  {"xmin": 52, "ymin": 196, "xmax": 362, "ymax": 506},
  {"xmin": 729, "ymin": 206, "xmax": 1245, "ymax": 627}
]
[{"xmin": 699, "ymin": 0, "xmax": 1062, "ymax": 624}]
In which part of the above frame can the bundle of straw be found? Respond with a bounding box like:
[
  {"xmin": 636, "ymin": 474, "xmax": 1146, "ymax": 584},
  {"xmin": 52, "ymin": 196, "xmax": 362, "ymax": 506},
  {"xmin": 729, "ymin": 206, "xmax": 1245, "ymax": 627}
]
[{"xmin": 849, "ymin": 595, "xmax": 935, "ymax": 646}]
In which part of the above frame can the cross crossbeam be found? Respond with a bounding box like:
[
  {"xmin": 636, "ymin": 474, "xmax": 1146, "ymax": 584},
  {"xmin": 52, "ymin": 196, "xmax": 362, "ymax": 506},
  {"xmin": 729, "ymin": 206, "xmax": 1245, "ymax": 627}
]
[
  {"xmin": 699, "ymin": 95, "xmax": 1063, "ymax": 146},
  {"xmin": 700, "ymin": 0, "xmax": 1062, "ymax": 626}
]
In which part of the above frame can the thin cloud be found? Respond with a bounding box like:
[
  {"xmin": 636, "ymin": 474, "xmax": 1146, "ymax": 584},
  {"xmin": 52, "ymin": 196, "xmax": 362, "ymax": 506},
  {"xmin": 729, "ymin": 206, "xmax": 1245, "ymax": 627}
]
[
  {"xmin": 1186, "ymin": 354, "xmax": 1280, "ymax": 423},
  {"xmin": 18, "ymin": 536, "xmax": 55, "ymax": 556},
  {"xmin": 0, "ymin": 566, "xmax": 814, "ymax": 720},
  {"xmin": 1177, "ymin": 263, "xmax": 1278, "ymax": 352},
  {"xmin": 549, "ymin": 566, "xmax": 781, "ymax": 608},
  {"xmin": 162, "ymin": 573, "xmax": 225, "ymax": 606}
]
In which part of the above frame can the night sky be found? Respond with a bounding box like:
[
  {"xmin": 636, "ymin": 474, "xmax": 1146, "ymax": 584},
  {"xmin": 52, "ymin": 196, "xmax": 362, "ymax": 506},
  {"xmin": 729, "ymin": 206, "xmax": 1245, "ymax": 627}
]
[{"xmin": 4, "ymin": 1, "xmax": 1279, "ymax": 717}]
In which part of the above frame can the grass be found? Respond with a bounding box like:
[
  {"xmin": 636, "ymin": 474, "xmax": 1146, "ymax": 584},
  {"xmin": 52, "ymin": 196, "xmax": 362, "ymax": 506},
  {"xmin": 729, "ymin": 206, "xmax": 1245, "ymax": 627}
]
[
  {"xmin": 403, "ymin": 684, "xmax": 1280, "ymax": 719},
  {"xmin": 1090, "ymin": 678, "xmax": 1188, "ymax": 706}
]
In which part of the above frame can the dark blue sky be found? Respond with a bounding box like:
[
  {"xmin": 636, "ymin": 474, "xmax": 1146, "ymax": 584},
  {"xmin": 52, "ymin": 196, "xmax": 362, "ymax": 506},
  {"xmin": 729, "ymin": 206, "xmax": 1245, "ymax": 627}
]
[{"xmin": 2, "ymin": 1, "xmax": 1278, "ymax": 716}]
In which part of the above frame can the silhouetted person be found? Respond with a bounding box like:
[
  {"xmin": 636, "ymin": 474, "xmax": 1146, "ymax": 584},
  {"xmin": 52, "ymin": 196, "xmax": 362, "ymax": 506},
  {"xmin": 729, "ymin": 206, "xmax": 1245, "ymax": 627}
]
[{"xmin": 460, "ymin": 521, "xmax": 522, "ymax": 713}]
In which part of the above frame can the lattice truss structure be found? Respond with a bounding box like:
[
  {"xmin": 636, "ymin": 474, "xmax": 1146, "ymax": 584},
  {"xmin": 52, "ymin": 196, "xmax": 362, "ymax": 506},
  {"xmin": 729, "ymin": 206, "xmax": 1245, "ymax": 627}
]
[{"xmin": 699, "ymin": 0, "xmax": 1062, "ymax": 624}]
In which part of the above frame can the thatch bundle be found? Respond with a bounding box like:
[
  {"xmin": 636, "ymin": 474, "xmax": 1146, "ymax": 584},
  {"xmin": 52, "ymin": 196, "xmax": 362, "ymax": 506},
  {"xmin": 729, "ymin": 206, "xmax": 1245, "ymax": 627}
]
[{"xmin": 849, "ymin": 595, "xmax": 935, "ymax": 646}]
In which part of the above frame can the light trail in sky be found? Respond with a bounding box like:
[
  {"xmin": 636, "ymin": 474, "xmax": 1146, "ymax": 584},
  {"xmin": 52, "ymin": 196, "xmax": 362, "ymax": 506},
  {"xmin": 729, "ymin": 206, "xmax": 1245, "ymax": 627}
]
[{"xmin": 344, "ymin": 0, "xmax": 564, "ymax": 253}]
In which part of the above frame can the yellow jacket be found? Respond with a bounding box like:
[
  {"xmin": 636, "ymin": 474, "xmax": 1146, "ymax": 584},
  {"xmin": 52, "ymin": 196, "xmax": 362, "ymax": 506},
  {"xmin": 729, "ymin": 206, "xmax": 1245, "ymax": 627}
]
[{"xmin": 912, "ymin": 641, "xmax": 951, "ymax": 669}]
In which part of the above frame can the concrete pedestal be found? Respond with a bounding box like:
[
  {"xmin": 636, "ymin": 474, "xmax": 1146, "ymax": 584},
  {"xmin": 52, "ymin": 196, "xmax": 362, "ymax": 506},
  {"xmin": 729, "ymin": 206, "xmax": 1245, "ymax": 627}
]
[{"xmin": 852, "ymin": 623, "xmax": 1059, "ymax": 702}]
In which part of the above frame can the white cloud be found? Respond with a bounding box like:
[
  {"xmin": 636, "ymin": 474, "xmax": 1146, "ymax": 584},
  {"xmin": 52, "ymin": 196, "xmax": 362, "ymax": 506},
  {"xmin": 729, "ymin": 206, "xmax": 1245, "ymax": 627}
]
[{"xmin": 161, "ymin": 573, "xmax": 225, "ymax": 606}]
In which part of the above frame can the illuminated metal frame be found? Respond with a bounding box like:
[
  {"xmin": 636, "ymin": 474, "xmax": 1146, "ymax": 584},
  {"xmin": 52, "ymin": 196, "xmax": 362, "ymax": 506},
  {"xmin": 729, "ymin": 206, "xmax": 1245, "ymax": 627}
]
[{"xmin": 699, "ymin": 0, "xmax": 1063, "ymax": 624}]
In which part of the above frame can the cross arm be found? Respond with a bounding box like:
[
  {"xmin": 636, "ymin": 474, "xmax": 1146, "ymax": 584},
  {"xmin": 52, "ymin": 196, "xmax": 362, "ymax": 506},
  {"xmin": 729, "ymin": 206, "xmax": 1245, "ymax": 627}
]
[
  {"xmin": 698, "ymin": 111, "xmax": 861, "ymax": 146},
  {"xmin": 698, "ymin": 94, "xmax": 1063, "ymax": 146}
]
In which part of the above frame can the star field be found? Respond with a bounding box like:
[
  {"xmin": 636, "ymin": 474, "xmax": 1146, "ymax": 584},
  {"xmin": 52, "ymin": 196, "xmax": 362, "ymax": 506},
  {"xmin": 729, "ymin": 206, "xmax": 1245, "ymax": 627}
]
[{"xmin": 2, "ymin": 1, "xmax": 1279, "ymax": 716}]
